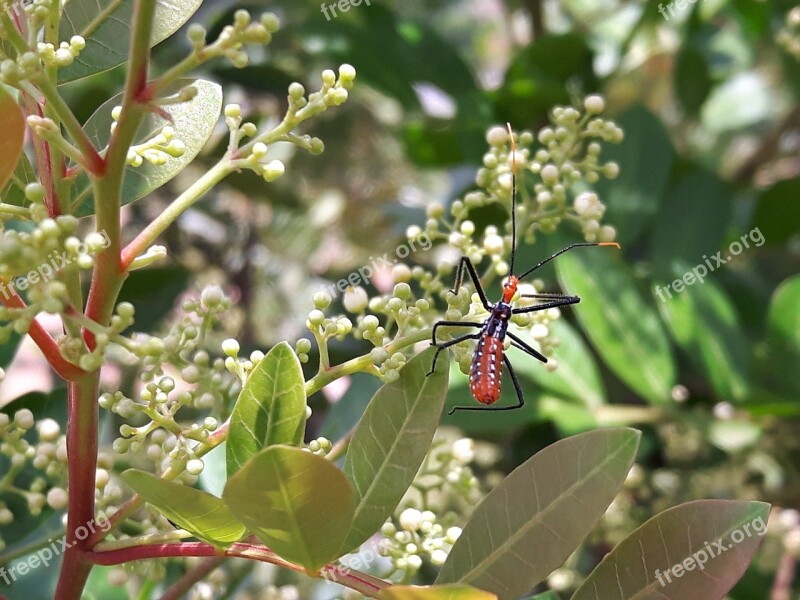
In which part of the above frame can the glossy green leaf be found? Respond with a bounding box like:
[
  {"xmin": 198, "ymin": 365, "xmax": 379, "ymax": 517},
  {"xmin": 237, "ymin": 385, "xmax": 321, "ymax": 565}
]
[
  {"xmin": 223, "ymin": 445, "xmax": 355, "ymax": 571},
  {"xmin": 0, "ymin": 86, "xmax": 25, "ymax": 190},
  {"xmin": 73, "ymin": 78, "xmax": 222, "ymax": 216},
  {"xmin": 650, "ymin": 170, "xmax": 733, "ymax": 281},
  {"xmin": 227, "ymin": 341, "xmax": 307, "ymax": 477},
  {"xmin": 595, "ymin": 105, "xmax": 673, "ymax": 245},
  {"xmin": 58, "ymin": 0, "xmax": 203, "ymax": 83},
  {"xmin": 120, "ymin": 469, "xmax": 246, "ymax": 547},
  {"xmin": 656, "ymin": 271, "xmax": 750, "ymax": 402},
  {"xmin": 572, "ymin": 500, "xmax": 770, "ymax": 600},
  {"xmin": 556, "ymin": 246, "xmax": 676, "ymax": 405},
  {"xmin": 341, "ymin": 346, "xmax": 449, "ymax": 553},
  {"xmin": 513, "ymin": 320, "xmax": 606, "ymax": 408},
  {"xmin": 379, "ymin": 584, "xmax": 498, "ymax": 600},
  {"xmin": 436, "ymin": 428, "xmax": 641, "ymax": 598}
]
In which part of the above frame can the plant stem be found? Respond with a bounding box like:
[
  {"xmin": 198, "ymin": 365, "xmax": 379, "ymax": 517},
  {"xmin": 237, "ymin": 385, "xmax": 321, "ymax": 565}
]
[{"xmin": 120, "ymin": 159, "xmax": 231, "ymax": 269}]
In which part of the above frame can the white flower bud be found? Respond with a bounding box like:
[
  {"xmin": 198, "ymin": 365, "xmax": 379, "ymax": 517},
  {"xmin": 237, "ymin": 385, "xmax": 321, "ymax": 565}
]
[
  {"xmin": 584, "ymin": 95, "xmax": 606, "ymax": 114},
  {"xmin": 398, "ymin": 508, "xmax": 423, "ymax": 531},
  {"xmin": 343, "ymin": 286, "xmax": 369, "ymax": 313},
  {"xmin": 452, "ymin": 438, "xmax": 475, "ymax": 464}
]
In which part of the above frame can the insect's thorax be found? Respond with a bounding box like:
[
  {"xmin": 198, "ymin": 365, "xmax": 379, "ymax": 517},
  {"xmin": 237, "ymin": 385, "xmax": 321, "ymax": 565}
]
[{"xmin": 482, "ymin": 301, "xmax": 512, "ymax": 339}]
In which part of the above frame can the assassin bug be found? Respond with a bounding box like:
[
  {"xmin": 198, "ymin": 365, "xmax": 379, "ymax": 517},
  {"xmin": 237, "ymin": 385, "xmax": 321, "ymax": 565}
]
[{"xmin": 428, "ymin": 124, "xmax": 619, "ymax": 414}]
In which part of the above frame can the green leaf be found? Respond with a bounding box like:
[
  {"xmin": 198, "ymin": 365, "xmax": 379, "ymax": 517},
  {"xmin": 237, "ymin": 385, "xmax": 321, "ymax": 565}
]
[
  {"xmin": 436, "ymin": 428, "xmax": 641, "ymax": 597},
  {"xmin": 650, "ymin": 169, "xmax": 733, "ymax": 281},
  {"xmin": 701, "ymin": 73, "xmax": 772, "ymax": 133},
  {"xmin": 117, "ymin": 266, "xmax": 191, "ymax": 333},
  {"xmin": 379, "ymin": 584, "xmax": 498, "ymax": 599},
  {"xmin": 755, "ymin": 275, "xmax": 800, "ymax": 398},
  {"xmin": 58, "ymin": 0, "xmax": 203, "ymax": 83},
  {"xmin": 223, "ymin": 445, "xmax": 355, "ymax": 571},
  {"xmin": 556, "ymin": 244, "xmax": 676, "ymax": 405},
  {"xmin": 656, "ymin": 271, "xmax": 750, "ymax": 402},
  {"xmin": 227, "ymin": 341, "xmax": 307, "ymax": 477},
  {"xmin": 340, "ymin": 346, "xmax": 449, "ymax": 553},
  {"xmin": 0, "ymin": 153, "xmax": 36, "ymax": 207},
  {"xmin": 120, "ymin": 469, "xmax": 246, "ymax": 547},
  {"xmin": 73, "ymin": 78, "xmax": 222, "ymax": 216},
  {"xmin": 595, "ymin": 105, "xmax": 673, "ymax": 245},
  {"xmin": 0, "ymin": 86, "xmax": 25, "ymax": 190},
  {"xmin": 752, "ymin": 178, "xmax": 800, "ymax": 245},
  {"xmin": 512, "ymin": 320, "xmax": 606, "ymax": 408},
  {"xmin": 572, "ymin": 499, "xmax": 770, "ymax": 600},
  {"xmin": 538, "ymin": 395, "xmax": 597, "ymax": 436},
  {"xmin": 493, "ymin": 33, "xmax": 595, "ymax": 125}
]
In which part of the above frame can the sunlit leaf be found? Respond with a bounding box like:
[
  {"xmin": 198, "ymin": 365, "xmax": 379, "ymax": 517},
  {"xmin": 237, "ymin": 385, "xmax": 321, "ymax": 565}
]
[
  {"xmin": 120, "ymin": 469, "xmax": 246, "ymax": 547},
  {"xmin": 340, "ymin": 347, "xmax": 449, "ymax": 553},
  {"xmin": 379, "ymin": 584, "xmax": 498, "ymax": 599},
  {"xmin": 224, "ymin": 445, "xmax": 355, "ymax": 571},
  {"xmin": 556, "ymin": 244, "xmax": 676, "ymax": 405},
  {"xmin": 0, "ymin": 86, "xmax": 25, "ymax": 190},
  {"xmin": 73, "ymin": 78, "xmax": 222, "ymax": 216},
  {"xmin": 227, "ymin": 341, "xmax": 307, "ymax": 477},
  {"xmin": 59, "ymin": 0, "xmax": 203, "ymax": 83},
  {"xmin": 572, "ymin": 500, "xmax": 770, "ymax": 600},
  {"xmin": 436, "ymin": 428, "xmax": 641, "ymax": 598},
  {"xmin": 657, "ymin": 271, "xmax": 750, "ymax": 402},
  {"xmin": 513, "ymin": 320, "xmax": 606, "ymax": 408}
]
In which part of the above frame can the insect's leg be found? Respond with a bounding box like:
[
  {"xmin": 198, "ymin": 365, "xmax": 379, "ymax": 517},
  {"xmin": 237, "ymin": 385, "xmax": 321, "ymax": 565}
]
[
  {"xmin": 431, "ymin": 320, "xmax": 482, "ymax": 345},
  {"xmin": 426, "ymin": 333, "xmax": 481, "ymax": 377},
  {"xmin": 506, "ymin": 331, "xmax": 547, "ymax": 363},
  {"xmin": 452, "ymin": 256, "xmax": 491, "ymax": 311},
  {"xmin": 503, "ymin": 354, "xmax": 525, "ymax": 410},
  {"xmin": 519, "ymin": 292, "xmax": 578, "ymax": 300},
  {"xmin": 511, "ymin": 296, "xmax": 580, "ymax": 315}
]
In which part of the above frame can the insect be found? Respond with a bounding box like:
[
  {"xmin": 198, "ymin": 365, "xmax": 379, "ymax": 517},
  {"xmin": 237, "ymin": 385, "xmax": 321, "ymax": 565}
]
[{"xmin": 428, "ymin": 123, "xmax": 619, "ymax": 414}]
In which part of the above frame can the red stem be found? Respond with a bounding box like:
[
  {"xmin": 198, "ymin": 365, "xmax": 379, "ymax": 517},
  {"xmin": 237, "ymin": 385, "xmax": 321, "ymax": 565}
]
[{"xmin": 0, "ymin": 291, "xmax": 87, "ymax": 381}]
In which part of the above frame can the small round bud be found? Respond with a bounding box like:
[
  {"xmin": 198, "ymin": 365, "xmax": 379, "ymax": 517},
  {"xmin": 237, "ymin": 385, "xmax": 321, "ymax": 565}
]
[
  {"xmin": 36, "ymin": 418, "xmax": 61, "ymax": 441},
  {"xmin": 222, "ymin": 339, "xmax": 240, "ymax": 357},
  {"xmin": 486, "ymin": 125, "xmax": 508, "ymax": 146},
  {"xmin": 288, "ymin": 82, "xmax": 305, "ymax": 99},
  {"xmin": 339, "ymin": 63, "xmax": 356, "ymax": 81},
  {"xmin": 343, "ymin": 286, "xmax": 369, "ymax": 313},
  {"xmin": 430, "ymin": 549, "xmax": 448, "ymax": 565},
  {"xmin": 46, "ymin": 487, "xmax": 69, "ymax": 509},
  {"xmin": 224, "ymin": 104, "xmax": 241, "ymax": 119},
  {"xmin": 312, "ymin": 291, "xmax": 331, "ymax": 309},
  {"xmin": 584, "ymin": 95, "xmax": 606, "ymax": 114},
  {"xmin": 399, "ymin": 508, "xmax": 422, "ymax": 531},
  {"xmin": 262, "ymin": 159, "xmax": 285, "ymax": 182},
  {"xmin": 14, "ymin": 408, "xmax": 34, "ymax": 430}
]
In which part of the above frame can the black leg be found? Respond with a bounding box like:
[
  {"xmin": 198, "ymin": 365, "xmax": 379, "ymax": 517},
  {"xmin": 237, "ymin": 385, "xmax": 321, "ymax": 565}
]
[
  {"xmin": 511, "ymin": 296, "xmax": 580, "ymax": 315},
  {"xmin": 507, "ymin": 331, "xmax": 547, "ymax": 363},
  {"xmin": 447, "ymin": 355, "xmax": 526, "ymax": 414},
  {"xmin": 516, "ymin": 242, "xmax": 617, "ymax": 281},
  {"xmin": 519, "ymin": 292, "xmax": 577, "ymax": 300},
  {"xmin": 452, "ymin": 256, "xmax": 491, "ymax": 311},
  {"xmin": 431, "ymin": 320, "xmax": 482, "ymax": 345},
  {"xmin": 427, "ymin": 333, "xmax": 480, "ymax": 377}
]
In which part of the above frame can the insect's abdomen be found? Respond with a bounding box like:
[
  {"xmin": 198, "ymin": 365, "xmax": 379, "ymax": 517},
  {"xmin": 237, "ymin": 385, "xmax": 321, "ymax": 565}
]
[{"xmin": 469, "ymin": 335, "xmax": 503, "ymax": 405}]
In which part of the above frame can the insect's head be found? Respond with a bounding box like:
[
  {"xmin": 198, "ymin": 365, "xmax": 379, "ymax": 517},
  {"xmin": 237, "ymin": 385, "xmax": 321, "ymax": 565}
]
[{"xmin": 502, "ymin": 274, "xmax": 519, "ymax": 303}]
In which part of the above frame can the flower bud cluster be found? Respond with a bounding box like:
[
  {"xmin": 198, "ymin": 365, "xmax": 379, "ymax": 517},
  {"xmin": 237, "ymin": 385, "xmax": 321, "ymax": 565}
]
[
  {"xmin": 36, "ymin": 36, "xmax": 86, "ymax": 68},
  {"xmin": 378, "ymin": 509, "xmax": 462, "ymax": 578},
  {"xmin": 185, "ymin": 10, "xmax": 280, "ymax": 70},
  {"xmin": 0, "ymin": 411, "xmax": 68, "ymax": 549},
  {"xmin": 114, "ymin": 116, "xmax": 187, "ymax": 168},
  {"xmin": 59, "ymin": 301, "xmax": 135, "ymax": 372},
  {"xmin": 99, "ymin": 287, "xmax": 240, "ymax": 484}
]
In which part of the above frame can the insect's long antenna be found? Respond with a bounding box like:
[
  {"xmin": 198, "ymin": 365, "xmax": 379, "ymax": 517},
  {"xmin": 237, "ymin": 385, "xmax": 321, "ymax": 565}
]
[
  {"xmin": 507, "ymin": 122, "xmax": 517, "ymax": 276},
  {"xmin": 517, "ymin": 241, "xmax": 621, "ymax": 281}
]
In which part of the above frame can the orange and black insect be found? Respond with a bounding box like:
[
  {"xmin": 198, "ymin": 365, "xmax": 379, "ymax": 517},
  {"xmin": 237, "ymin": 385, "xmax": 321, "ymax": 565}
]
[{"xmin": 428, "ymin": 124, "xmax": 619, "ymax": 414}]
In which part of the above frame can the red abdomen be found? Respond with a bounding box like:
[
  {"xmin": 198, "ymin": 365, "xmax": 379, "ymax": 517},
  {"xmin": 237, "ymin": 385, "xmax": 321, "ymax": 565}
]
[{"xmin": 469, "ymin": 336, "xmax": 503, "ymax": 405}]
